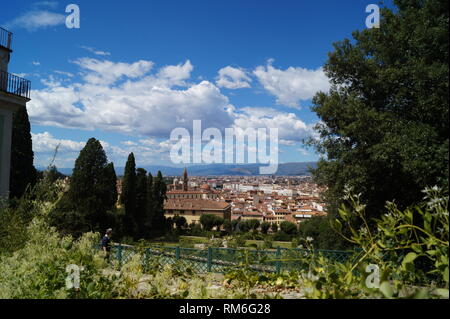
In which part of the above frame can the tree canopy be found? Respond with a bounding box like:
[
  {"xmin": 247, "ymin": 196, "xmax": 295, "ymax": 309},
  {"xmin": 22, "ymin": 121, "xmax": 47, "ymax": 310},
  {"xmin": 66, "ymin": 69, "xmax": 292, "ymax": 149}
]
[
  {"xmin": 50, "ymin": 138, "xmax": 116, "ymax": 236},
  {"xmin": 10, "ymin": 106, "xmax": 37, "ymax": 199},
  {"xmin": 310, "ymin": 0, "xmax": 449, "ymax": 220}
]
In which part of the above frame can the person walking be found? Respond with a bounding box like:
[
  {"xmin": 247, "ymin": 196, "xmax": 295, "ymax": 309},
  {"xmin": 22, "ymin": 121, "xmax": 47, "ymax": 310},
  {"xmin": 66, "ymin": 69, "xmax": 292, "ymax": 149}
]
[{"xmin": 101, "ymin": 228, "xmax": 113, "ymax": 262}]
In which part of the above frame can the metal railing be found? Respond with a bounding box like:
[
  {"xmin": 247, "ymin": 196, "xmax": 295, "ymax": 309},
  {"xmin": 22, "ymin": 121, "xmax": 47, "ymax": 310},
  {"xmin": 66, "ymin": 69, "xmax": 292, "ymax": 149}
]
[
  {"xmin": 0, "ymin": 70, "xmax": 31, "ymax": 99},
  {"xmin": 0, "ymin": 27, "xmax": 12, "ymax": 50},
  {"xmin": 108, "ymin": 244, "xmax": 355, "ymax": 274}
]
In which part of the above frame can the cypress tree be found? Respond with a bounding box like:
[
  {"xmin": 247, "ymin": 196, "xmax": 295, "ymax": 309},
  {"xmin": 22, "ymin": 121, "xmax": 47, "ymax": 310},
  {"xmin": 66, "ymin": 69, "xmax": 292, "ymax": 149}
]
[
  {"xmin": 103, "ymin": 162, "xmax": 118, "ymax": 210},
  {"xmin": 151, "ymin": 171, "xmax": 167, "ymax": 237},
  {"xmin": 10, "ymin": 106, "xmax": 37, "ymax": 198},
  {"xmin": 143, "ymin": 172, "xmax": 154, "ymax": 238},
  {"xmin": 135, "ymin": 168, "xmax": 148, "ymax": 238},
  {"xmin": 52, "ymin": 138, "xmax": 112, "ymax": 235},
  {"xmin": 121, "ymin": 153, "xmax": 137, "ymax": 236}
]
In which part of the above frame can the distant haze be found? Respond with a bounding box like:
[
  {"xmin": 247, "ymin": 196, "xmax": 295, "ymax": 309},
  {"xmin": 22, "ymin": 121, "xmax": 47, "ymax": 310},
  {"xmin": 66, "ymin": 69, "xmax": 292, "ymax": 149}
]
[{"xmin": 43, "ymin": 162, "xmax": 317, "ymax": 177}]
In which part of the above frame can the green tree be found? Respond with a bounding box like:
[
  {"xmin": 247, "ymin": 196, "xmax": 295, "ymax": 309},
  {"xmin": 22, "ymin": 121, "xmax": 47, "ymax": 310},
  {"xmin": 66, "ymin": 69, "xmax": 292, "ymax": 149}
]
[
  {"xmin": 238, "ymin": 220, "xmax": 250, "ymax": 233},
  {"xmin": 200, "ymin": 214, "xmax": 220, "ymax": 231},
  {"xmin": 298, "ymin": 216, "xmax": 349, "ymax": 250},
  {"xmin": 121, "ymin": 153, "xmax": 137, "ymax": 237},
  {"xmin": 280, "ymin": 221, "xmax": 297, "ymax": 235},
  {"xmin": 270, "ymin": 223, "xmax": 278, "ymax": 233},
  {"xmin": 135, "ymin": 168, "xmax": 148, "ymax": 238},
  {"xmin": 44, "ymin": 165, "xmax": 66, "ymax": 184},
  {"xmin": 173, "ymin": 215, "xmax": 187, "ymax": 231},
  {"xmin": 231, "ymin": 219, "xmax": 239, "ymax": 233},
  {"xmin": 51, "ymin": 138, "xmax": 114, "ymax": 235},
  {"xmin": 10, "ymin": 106, "xmax": 37, "ymax": 199},
  {"xmin": 103, "ymin": 163, "xmax": 118, "ymax": 210},
  {"xmin": 150, "ymin": 171, "xmax": 167, "ymax": 237},
  {"xmin": 223, "ymin": 219, "xmax": 233, "ymax": 234},
  {"xmin": 309, "ymin": 0, "xmax": 449, "ymax": 221},
  {"xmin": 260, "ymin": 221, "xmax": 271, "ymax": 234},
  {"xmin": 142, "ymin": 172, "xmax": 154, "ymax": 238},
  {"xmin": 247, "ymin": 219, "xmax": 260, "ymax": 232},
  {"xmin": 213, "ymin": 216, "xmax": 224, "ymax": 230}
]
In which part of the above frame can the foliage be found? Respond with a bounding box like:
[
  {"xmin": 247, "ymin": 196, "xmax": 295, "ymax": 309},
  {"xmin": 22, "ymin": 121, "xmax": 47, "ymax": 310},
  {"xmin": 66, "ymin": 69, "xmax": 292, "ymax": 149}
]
[
  {"xmin": 10, "ymin": 105, "xmax": 37, "ymax": 199},
  {"xmin": 173, "ymin": 215, "xmax": 187, "ymax": 231},
  {"xmin": 298, "ymin": 216, "xmax": 349, "ymax": 250},
  {"xmin": 199, "ymin": 214, "xmax": 223, "ymax": 231},
  {"xmin": 187, "ymin": 222, "xmax": 204, "ymax": 236},
  {"xmin": 261, "ymin": 222, "xmax": 271, "ymax": 235},
  {"xmin": 50, "ymin": 138, "xmax": 117, "ymax": 236},
  {"xmin": 309, "ymin": 0, "xmax": 449, "ymax": 221},
  {"xmin": 273, "ymin": 231, "xmax": 292, "ymax": 242},
  {"xmin": 280, "ymin": 221, "xmax": 297, "ymax": 235},
  {"xmin": 135, "ymin": 168, "xmax": 148, "ymax": 238},
  {"xmin": 226, "ymin": 187, "xmax": 448, "ymax": 299},
  {"xmin": 246, "ymin": 219, "xmax": 261, "ymax": 232},
  {"xmin": 121, "ymin": 153, "xmax": 137, "ymax": 236},
  {"xmin": 149, "ymin": 171, "xmax": 168, "ymax": 237},
  {"xmin": 223, "ymin": 219, "xmax": 233, "ymax": 235},
  {"xmin": 270, "ymin": 223, "xmax": 278, "ymax": 233}
]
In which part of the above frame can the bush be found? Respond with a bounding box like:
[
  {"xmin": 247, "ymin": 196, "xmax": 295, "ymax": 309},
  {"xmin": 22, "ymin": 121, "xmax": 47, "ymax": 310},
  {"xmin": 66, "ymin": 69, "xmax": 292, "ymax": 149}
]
[
  {"xmin": 263, "ymin": 237, "xmax": 273, "ymax": 249},
  {"xmin": 298, "ymin": 216, "xmax": 349, "ymax": 250},
  {"xmin": 0, "ymin": 216, "xmax": 117, "ymax": 298},
  {"xmin": 260, "ymin": 222, "xmax": 271, "ymax": 234},
  {"xmin": 273, "ymin": 231, "xmax": 292, "ymax": 242},
  {"xmin": 270, "ymin": 223, "xmax": 278, "ymax": 233},
  {"xmin": 280, "ymin": 221, "xmax": 297, "ymax": 235},
  {"xmin": 200, "ymin": 214, "xmax": 223, "ymax": 231},
  {"xmin": 187, "ymin": 223, "xmax": 203, "ymax": 236}
]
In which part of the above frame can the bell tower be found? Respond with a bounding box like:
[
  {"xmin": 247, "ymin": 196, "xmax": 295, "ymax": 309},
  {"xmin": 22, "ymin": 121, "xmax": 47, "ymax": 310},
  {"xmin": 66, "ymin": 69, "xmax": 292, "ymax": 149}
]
[
  {"xmin": 182, "ymin": 167, "xmax": 188, "ymax": 191},
  {"xmin": 0, "ymin": 27, "xmax": 31, "ymax": 198}
]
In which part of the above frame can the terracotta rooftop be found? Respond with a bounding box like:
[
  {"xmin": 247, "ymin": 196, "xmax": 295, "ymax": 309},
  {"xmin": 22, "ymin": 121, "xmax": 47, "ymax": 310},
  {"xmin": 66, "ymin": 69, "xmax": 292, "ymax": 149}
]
[{"xmin": 164, "ymin": 199, "xmax": 230, "ymax": 210}]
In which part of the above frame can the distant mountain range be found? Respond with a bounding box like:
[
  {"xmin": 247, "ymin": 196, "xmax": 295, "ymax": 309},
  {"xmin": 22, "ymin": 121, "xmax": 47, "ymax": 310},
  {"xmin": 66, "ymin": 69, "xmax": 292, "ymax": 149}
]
[{"xmin": 46, "ymin": 162, "xmax": 317, "ymax": 177}]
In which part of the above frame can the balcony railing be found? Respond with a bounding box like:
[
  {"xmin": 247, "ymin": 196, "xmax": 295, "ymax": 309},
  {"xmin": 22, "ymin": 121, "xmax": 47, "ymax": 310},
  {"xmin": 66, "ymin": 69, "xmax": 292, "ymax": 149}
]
[
  {"xmin": 0, "ymin": 27, "xmax": 12, "ymax": 51},
  {"xmin": 0, "ymin": 71, "xmax": 31, "ymax": 99}
]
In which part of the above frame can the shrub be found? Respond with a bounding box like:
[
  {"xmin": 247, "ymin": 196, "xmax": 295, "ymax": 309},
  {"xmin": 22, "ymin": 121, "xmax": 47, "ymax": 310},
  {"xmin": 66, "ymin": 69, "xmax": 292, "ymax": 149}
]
[
  {"xmin": 273, "ymin": 231, "xmax": 291, "ymax": 242},
  {"xmin": 260, "ymin": 222, "xmax": 271, "ymax": 234},
  {"xmin": 263, "ymin": 237, "xmax": 273, "ymax": 249},
  {"xmin": 280, "ymin": 221, "xmax": 297, "ymax": 235},
  {"xmin": 200, "ymin": 214, "xmax": 222, "ymax": 231}
]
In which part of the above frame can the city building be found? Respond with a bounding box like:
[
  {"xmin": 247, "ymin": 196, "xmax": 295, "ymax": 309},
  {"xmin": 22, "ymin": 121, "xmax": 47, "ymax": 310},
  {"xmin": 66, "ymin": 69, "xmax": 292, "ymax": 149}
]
[
  {"xmin": 164, "ymin": 199, "xmax": 231, "ymax": 224},
  {"xmin": 164, "ymin": 168, "xmax": 231, "ymax": 224},
  {"xmin": 0, "ymin": 27, "xmax": 31, "ymax": 198}
]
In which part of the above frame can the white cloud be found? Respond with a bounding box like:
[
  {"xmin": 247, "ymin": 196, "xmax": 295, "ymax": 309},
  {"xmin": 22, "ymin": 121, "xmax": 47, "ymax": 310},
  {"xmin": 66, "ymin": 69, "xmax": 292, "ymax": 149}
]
[
  {"xmin": 32, "ymin": 61, "xmax": 41, "ymax": 66},
  {"xmin": 157, "ymin": 60, "xmax": 193, "ymax": 86},
  {"xmin": 5, "ymin": 10, "xmax": 65, "ymax": 31},
  {"xmin": 216, "ymin": 66, "xmax": 252, "ymax": 89},
  {"xmin": 29, "ymin": 58, "xmax": 320, "ymax": 167},
  {"xmin": 297, "ymin": 148, "xmax": 310, "ymax": 156},
  {"xmin": 81, "ymin": 46, "xmax": 111, "ymax": 57},
  {"xmin": 54, "ymin": 70, "xmax": 74, "ymax": 78},
  {"xmin": 32, "ymin": 132, "xmax": 86, "ymax": 154},
  {"xmin": 232, "ymin": 107, "xmax": 315, "ymax": 142},
  {"xmin": 28, "ymin": 58, "xmax": 235, "ymax": 138},
  {"xmin": 73, "ymin": 58, "xmax": 154, "ymax": 85},
  {"xmin": 253, "ymin": 61, "xmax": 330, "ymax": 108}
]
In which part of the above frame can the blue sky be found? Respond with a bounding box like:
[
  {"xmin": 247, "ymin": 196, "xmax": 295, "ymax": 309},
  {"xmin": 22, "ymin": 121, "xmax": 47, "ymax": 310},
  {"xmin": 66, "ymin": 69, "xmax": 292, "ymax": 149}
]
[{"xmin": 1, "ymin": 0, "xmax": 393, "ymax": 169}]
